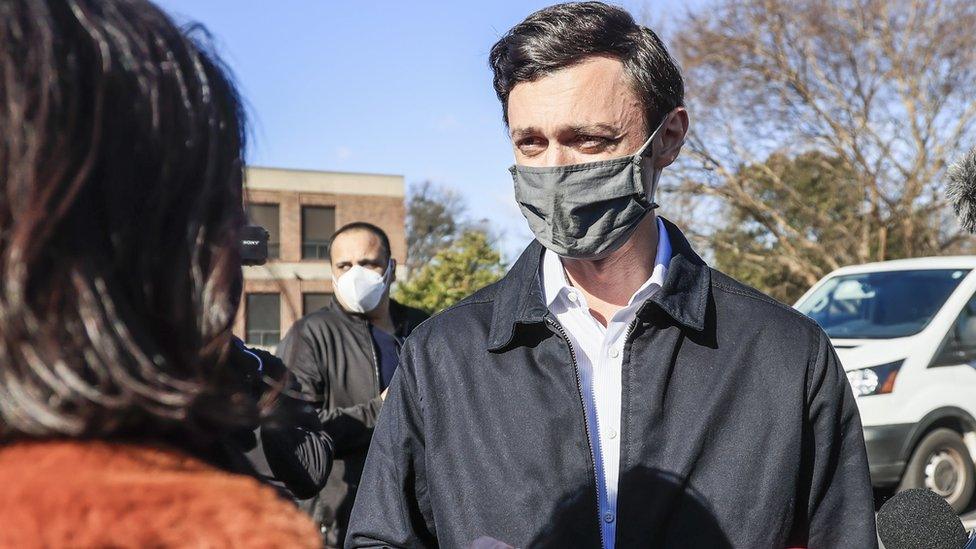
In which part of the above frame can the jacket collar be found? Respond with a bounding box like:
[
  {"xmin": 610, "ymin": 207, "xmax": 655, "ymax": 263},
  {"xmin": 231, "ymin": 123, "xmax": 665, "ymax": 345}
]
[
  {"xmin": 388, "ymin": 299, "xmax": 420, "ymax": 338},
  {"xmin": 487, "ymin": 217, "xmax": 711, "ymax": 351},
  {"xmin": 328, "ymin": 297, "xmax": 414, "ymax": 336}
]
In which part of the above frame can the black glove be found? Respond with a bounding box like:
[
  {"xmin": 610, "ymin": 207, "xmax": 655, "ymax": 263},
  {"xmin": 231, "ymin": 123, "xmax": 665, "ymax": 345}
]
[{"xmin": 227, "ymin": 337, "xmax": 265, "ymax": 399}]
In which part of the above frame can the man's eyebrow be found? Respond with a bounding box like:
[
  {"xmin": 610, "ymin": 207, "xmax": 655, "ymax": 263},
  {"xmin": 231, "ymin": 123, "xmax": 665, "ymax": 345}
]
[
  {"xmin": 509, "ymin": 127, "xmax": 539, "ymax": 140},
  {"xmin": 569, "ymin": 123, "xmax": 622, "ymax": 136},
  {"xmin": 510, "ymin": 124, "xmax": 624, "ymax": 139}
]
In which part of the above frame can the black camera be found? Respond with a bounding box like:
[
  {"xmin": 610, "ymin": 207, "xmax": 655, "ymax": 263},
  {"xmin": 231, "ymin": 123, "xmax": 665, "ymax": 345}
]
[{"xmin": 240, "ymin": 225, "xmax": 270, "ymax": 266}]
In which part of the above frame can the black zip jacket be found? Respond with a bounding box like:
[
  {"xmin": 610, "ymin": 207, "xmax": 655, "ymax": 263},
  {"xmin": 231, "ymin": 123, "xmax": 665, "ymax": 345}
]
[
  {"xmin": 277, "ymin": 299, "xmax": 429, "ymax": 545},
  {"xmin": 346, "ymin": 219, "xmax": 877, "ymax": 548}
]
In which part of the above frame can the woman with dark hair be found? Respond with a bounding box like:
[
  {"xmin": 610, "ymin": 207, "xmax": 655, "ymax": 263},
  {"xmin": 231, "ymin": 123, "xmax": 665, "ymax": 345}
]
[{"xmin": 0, "ymin": 0, "xmax": 318, "ymax": 546}]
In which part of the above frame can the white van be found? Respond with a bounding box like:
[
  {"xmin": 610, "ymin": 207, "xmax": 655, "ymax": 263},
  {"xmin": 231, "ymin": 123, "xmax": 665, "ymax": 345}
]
[{"xmin": 794, "ymin": 257, "xmax": 976, "ymax": 513}]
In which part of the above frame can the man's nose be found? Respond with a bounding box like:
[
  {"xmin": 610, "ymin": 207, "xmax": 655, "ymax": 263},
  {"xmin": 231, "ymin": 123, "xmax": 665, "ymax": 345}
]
[{"xmin": 541, "ymin": 145, "xmax": 578, "ymax": 167}]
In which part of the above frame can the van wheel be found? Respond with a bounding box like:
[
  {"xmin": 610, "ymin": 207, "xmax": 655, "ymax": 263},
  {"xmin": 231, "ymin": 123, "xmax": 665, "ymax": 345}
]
[{"xmin": 897, "ymin": 428, "xmax": 975, "ymax": 514}]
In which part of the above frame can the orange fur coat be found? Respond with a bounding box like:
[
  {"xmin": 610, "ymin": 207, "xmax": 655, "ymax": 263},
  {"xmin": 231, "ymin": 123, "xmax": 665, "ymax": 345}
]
[{"xmin": 0, "ymin": 440, "xmax": 320, "ymax": 548}]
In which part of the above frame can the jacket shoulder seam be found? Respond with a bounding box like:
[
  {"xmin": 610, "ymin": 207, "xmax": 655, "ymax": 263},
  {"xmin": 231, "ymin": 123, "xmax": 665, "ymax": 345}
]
[
  {"xmin": 432, "ymin": 295, "xmax": 494, "ymax": 316},
  {"xmin": 406, "ymin": 296, "xmax": 493, "ymax": 339},
  {"xmin": 710, "ymin": 277, "xmax": 820, "ymax": 330}
]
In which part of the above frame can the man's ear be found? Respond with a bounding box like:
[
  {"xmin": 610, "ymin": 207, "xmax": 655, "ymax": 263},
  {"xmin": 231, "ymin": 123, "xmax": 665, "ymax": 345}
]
[
  {"xmin": 653, "ymin": 107, "xmax": 689, "ymax": 170},
  {"xmin": 389, "ymin": 258, "xmax": 397, "ymax": 283}
]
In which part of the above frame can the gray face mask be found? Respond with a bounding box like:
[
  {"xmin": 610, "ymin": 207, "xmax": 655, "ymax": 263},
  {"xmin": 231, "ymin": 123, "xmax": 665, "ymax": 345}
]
[{"xmin": 510, "ymin": 117, "xmax": 668, "ymax": 260}]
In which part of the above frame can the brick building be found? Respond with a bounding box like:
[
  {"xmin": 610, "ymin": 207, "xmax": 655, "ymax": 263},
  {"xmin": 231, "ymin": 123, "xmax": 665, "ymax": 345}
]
[{"xmin": 234, "ymin": 166, "xmax": 406, "ymax": 348}]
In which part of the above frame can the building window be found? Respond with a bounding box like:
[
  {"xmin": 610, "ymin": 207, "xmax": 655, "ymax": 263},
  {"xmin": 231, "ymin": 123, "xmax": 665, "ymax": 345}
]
[
  {"xmin": 245, "ymin": 293, "xmax": 280, "ymax": 346},
  {"xmin": 303, "ymin": 292, "xmax": 332, "ymax": 315},
  {"xmin": 302, "ymin": 206, "xmax": 335, "ymax": 260},
  {"xmin": 247, "ymin": 203, "xmax": 280, "ymax": 259}
]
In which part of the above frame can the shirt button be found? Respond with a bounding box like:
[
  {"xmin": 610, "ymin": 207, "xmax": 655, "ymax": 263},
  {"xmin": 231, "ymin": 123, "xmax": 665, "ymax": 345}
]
[
  {"xmin": 567, "ymin": 292, "xmax": 579, "ymax": 303},
  {"xmin": 608, "ymin": 429, "xmax": 618, "ymax": 439},
  {"xmin": 609, "ymin": 347, "xmax": 620, "ymax": 358},
  {"xmin": 604, "ymin": 512, "xmax": 615, "ymax": 523}
]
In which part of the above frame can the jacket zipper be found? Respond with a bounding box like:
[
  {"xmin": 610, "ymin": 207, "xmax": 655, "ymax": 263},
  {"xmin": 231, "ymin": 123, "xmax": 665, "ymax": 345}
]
[
  {"xmin": 546, "ymin": 316, "xmax": 608, "ymax": 549},
  {"xmin": 363, "ymin": 318, "xmax": 381, "ymax": 395},
  {"xmin": 617, "ymin": 305, "xmax": 652, "ymax": 458}
]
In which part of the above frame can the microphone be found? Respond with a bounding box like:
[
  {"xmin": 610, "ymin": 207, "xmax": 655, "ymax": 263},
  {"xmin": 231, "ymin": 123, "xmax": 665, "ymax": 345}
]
[
  {"xmin": 947, "ymin": 146, "xmax": 976, "ymax": 233},
  {"xmin": 876, "ymin": 488, "xmax": 972, "ymax": 549}
]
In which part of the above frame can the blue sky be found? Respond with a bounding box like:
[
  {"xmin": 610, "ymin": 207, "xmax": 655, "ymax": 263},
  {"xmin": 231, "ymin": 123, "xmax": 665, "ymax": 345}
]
[{"xmin": 155, "ymin": 0, "xmax": 703, "ymax": 259}]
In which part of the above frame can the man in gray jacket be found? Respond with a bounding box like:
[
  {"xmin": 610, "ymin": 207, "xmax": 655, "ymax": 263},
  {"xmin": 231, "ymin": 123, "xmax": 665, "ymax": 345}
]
[
  {"xmin": 346, "ymin": 3, "xmax": 876, "ymax": 548},
  {"xmin": 277, "ymin": 222, "xmax": 428, "ymax": 547}
]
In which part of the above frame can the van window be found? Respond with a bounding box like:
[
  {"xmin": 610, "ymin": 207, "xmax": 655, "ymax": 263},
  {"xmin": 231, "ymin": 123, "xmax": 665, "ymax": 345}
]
[
  {"xmin": 933, "ymin": 292, "xmax": 976, "ymax": 366},
  {"xmin": 796, "ymin": 269, "xmax": 970, "ymax": 339}
]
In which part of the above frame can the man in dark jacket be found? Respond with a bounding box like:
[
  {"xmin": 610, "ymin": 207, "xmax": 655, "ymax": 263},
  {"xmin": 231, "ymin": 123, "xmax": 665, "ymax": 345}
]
[
  {"xmin": 277, "ymin": 222, "xmax": 429, "ymax": 547},
  {"xmin": 346, "ymin": 3, "xmax": 876, "ymax": 548}
]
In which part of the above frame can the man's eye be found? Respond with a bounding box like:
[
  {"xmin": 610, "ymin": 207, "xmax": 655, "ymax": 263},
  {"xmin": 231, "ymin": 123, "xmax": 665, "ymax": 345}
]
[
  {"xmin": 516, "ymin": 137, "xmax": 546, "ymax": 154},
  {"xmin": 577, "ymin": 135, "xmax": 613, "ymax": 150}
]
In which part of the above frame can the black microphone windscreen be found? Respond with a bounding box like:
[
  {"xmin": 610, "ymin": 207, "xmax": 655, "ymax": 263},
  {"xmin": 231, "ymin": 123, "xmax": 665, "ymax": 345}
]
[
  {"xmin": 877, "ymin": 488, "xmax": 967, "ymax": 549},
  {"xmin": 947, "ymin": 146, "xmax": 976, "ymax": 233}
]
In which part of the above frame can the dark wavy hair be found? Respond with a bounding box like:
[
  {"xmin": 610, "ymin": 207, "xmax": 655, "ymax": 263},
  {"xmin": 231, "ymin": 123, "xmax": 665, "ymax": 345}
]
[
  {"xmin": 489, "ymin": 1, "xmax": 684, "ymax": 131},
  {"xmin": 0, "ymin": 0, "xmax": 252, "ymax": 445},
  {"xmin": 330, "ymin": 222, "xmax": 392, "ymax": 263}
]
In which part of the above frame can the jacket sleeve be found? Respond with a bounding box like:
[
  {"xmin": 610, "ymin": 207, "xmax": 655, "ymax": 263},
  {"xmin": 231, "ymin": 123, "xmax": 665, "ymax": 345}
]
[
  {"xmin": 345, "ymin": 344, "xmax": 436, "ymax": 548},
  {"xmin": 791, "ymin": 330, "xmax": 878, "ymax": 548},
  {"xmin": 277, "ymin": 323, "xmax": 384, "ymax": 457},
  {"xmin": 226, "ymin": 341, "xmax": 334, "ymax": 500},
  {"xmin": 258, "ymin": 385, "xmax": 335, "ymax": 500}
]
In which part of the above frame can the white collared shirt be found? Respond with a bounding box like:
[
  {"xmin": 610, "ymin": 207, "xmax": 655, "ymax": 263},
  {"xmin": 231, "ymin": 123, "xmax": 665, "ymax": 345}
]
[{"xmin": 541, "ymin": 216, "xmax": 671, "ymax": 549}]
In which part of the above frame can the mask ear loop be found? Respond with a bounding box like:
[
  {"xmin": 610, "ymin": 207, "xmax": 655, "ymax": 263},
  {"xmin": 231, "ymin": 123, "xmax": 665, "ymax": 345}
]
[
  {"xmin": 633, "ymin": 111, "xmax": 674, "ymax": 209},
  {"xmin": 633, "ymin": 111, "xmax": 672, "ymax": 161}
]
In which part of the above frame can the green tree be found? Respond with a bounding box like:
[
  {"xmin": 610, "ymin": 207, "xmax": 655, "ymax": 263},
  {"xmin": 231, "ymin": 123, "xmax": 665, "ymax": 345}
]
[
  {"xmin": 712, "ymin": 152, "xmax": 863, "ymax": 303},
  {"xmin": 394, "ymin": 230, "xmax": 506, "ymax": 314},
  {"xmin": 404, "ymin": 181, "xmax": 466, "ymax": 274}
]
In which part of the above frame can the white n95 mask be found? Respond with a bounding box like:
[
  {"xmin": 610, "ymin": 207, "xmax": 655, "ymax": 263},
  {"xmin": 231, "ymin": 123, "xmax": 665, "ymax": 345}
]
[{"xmin": 333, "ymin": 261, "xmax": 392, "ymax": 314}]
